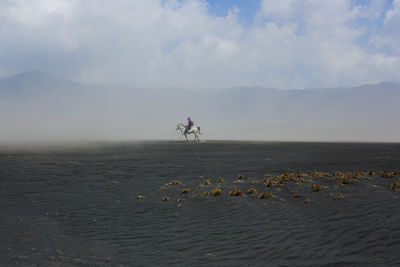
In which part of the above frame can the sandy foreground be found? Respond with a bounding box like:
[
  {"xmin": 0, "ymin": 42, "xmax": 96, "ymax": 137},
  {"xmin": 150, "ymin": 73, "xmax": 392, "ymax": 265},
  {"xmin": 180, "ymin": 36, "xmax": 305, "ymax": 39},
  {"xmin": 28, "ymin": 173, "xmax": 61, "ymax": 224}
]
[{"xmin": 1, "ymin": 141, "xmax": 400, "ymax": 266}]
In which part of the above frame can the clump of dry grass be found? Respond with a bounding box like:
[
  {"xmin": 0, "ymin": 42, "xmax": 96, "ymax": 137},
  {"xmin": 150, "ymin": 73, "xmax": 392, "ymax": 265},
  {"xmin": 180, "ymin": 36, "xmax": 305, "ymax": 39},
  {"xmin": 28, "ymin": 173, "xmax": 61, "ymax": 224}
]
[
  {"xmin": 197, "ymin": 184, "xmax": 204, "ymax": 188},
  {"xmin": 392, "ymin": 181, "xmax": 400, "ymax": 191},
  {"xmin": 229, "ymin": 189, "xmax": 243, "ymax": 196},
  {"xmin": 247, "ymin": 188, "xmax": 257, "ymax": 194},
  {"xmin": 237, "ymin": 174, "xmax": 244, "ymax": 180},
  {"xmin": 204, "ymin": 179, "xmax": 211, "ymax": 185},
  {"xmin": 162, "ymin": 195, "xmax": 170, "ymax": 201},
  {"xmin": 137, "ymin": 194, "xmax": 144, "ymax": 199},
  {"xmin": 204, "ymin": 191, "xmax": 210, "ymax": 196},
  {"xmin": 181, "ymin": 188, "xmax": 190, "ymax": 194},
  {"xmin": 218, "ymin": 177, "xmax": 224, "ymax": 183},
  {"xmin": 168, "ymin": 180, "xmax": 181, "ymax": 185},
  {"xmin": 265, "ymin": 178, "xmax": 274, "ymax": 187},
  {"xmin": 294, "ymin": 171, "xmax": 309, "ymax": 177},
  {"xmin": 368, "ymin": 170, "xmax": 375, "ymax": 176},
  {"xmin": 259, "ymin": 192, "xmax": 273, "ymax": 199},
  {"xmin": 341, "ymin": 173, "xmax": 352, "ymax": 184},
  {"xmin": 311, "ymin": 184, "xmax": 322, "ymax": 192},
  {"xmin": 304, "ymin": 199, "xmax": 310, "ymax": 203},
  {"xmin": 381, "ymin": 171, "xmax": 397, "ymax": 178},
  {"xmin": 312, "ymin": 171, "xmax": 330, "ymax": 178},
  {"xmin": 211, "ymin": 188, "xmax": 222, "ymax": 196}
]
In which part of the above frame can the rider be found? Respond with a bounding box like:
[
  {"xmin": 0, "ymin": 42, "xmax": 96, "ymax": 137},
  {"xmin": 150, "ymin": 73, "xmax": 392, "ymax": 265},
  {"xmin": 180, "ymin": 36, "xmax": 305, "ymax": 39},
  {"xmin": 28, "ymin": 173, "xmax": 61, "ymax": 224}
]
[{"xmin": 187, "ymin": 117, "xmax": 194, "ymax": 131}]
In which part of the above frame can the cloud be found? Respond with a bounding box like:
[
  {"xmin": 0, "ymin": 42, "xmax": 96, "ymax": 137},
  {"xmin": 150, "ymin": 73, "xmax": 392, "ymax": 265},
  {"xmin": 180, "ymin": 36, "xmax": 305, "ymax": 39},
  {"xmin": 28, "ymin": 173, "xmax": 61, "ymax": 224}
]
[{"xmin": 0, "ymin": 0, "xmax": 399, "ymax": 89}]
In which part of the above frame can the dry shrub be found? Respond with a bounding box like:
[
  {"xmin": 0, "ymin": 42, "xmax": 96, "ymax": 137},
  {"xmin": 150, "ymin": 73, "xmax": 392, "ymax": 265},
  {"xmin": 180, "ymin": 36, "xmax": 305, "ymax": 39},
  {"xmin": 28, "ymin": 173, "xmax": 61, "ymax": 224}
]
[
  {"xmin": 312, "ymin": 171, "xmax": 330, "ymax": 178},
  {"xmin": 293, "ymin": 192, "xmax": 301, "ymax": 198},
  {"xmin": 392, "ymin": 181, "xmax": 400, "ymax": 191},
  {"xmin": 304, "ymin": 199, "xmax": 310, "ymax": 203},
  {"xmin": 311, "ymin": 184, "xmax": 322, "ymax": 192},
  {"xmin": 137, "ymin": 194, "xmax": 144, "ymax": 199},
  {"xmin": 218, "ymin": 177, "xmax": 224, "ymax": 183},
  {"xmin": 341, "ymin": 174, "xmax": 352, "ymax": 184},
  {"xmin": 211, "ymin": 188, "xmax": 222, "ymax": 196},
  {"xmin": 169, "ymin": 180, "xmax": 181, "ymax": 185},
  {"xmin": 381, "ymin": 171, "xmax": 396, "ymax": 178},
  {"xmin": 259, "ymin": 192, "xmax": 273, "ymax": 199},
  {"xmin": 265, "ymin": 179, "xmax": 274, "ymax": 187},
  {"xmin": 237, "ymin": 174, "xmax": 244, "ymax": 180},
  {"xmin": 181, "ymin": 188, "xmax": 190, "ymax": 194},
  {"xmin": 162, "ymin": 195, "xmax": 170, "ymax": 201},
  {"xmin": 247, "ymin": 188, "xmax": 257, "ymax": 194},
  {"xmin": 229, "ymin": 189, "xmax": 243, "ymax": 196},
  {"xmin": 204, "ymin": 191, "xmax": 210, "ymax": 196},
  {"xmin": 368, "ymin": 170, "xmax": 375, "ymax": 176},
  {"xmin": 204, "ymin": 179, "xmax": 211, "ymax": 185}
]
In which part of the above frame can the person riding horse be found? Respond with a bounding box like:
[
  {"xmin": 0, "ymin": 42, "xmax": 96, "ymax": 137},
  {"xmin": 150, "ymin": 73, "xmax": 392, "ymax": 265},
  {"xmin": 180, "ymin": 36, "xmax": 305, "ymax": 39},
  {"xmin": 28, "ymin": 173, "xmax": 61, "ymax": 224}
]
[{"xmin": 186, "ymin": 117, "xmax": 194, "ymax": 133}]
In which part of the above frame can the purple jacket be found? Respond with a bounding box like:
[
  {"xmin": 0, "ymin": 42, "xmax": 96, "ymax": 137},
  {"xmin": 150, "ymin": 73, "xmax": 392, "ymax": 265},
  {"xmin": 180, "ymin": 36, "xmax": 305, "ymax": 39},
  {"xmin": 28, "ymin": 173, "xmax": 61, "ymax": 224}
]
[{"xmin": 187, "ymin": 118, "xmax": 194, "ymax": 127}]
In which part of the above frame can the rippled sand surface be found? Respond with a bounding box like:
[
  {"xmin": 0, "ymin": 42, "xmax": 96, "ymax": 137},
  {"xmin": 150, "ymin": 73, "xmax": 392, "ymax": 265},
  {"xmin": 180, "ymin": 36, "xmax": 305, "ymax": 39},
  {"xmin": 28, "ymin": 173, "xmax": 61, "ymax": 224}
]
[{"xmin": 1, "ymin": 141, "xmax": 400, "ymax": 266}]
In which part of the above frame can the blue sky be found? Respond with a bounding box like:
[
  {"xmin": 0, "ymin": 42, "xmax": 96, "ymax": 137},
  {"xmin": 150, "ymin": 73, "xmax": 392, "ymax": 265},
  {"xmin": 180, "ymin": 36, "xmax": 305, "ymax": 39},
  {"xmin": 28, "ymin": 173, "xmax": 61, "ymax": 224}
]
[{"xmin": 0, "ymin": 0, "xmax": 399, "ymax": 89}]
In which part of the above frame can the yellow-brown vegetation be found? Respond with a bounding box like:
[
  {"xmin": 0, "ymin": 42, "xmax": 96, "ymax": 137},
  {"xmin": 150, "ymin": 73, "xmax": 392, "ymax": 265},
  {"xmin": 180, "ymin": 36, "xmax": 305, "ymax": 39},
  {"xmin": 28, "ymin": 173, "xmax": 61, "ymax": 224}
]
[
  {"xmin": 311, "ymin": 184, "xmax": 322, "ymax": 192},
  {"xmin": 204, "ymin": 179, "xmax": 211, "ymax": 185},
  {"xmin": 259, "ymin": 192, "xmax": 273, "ymax": 199},
  {"xmin": 162, "ymin": 195, "xmax": 170, "ymax": 201},
  {"xmin": 229, "ymin": 189, "xmax": 243, "ymax": 196},
  {"xmin": 181, "ymin": 188, "xmax": 190, "ymax": 194},
  {"xmin": 211, "ymin": 188, "xmax": 222, "ymax": 196},
  {"xmin": 392, "ymin": 181, "xmax": 400, "ymax": 191}
]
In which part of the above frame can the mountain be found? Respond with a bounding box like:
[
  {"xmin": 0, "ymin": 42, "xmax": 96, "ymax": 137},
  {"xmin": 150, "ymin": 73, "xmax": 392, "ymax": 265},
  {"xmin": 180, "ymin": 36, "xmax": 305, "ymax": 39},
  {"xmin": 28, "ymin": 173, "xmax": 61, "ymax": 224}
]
[{"xmin": 1, "ymin": 71, "xmax": 399, "ymax": 142}]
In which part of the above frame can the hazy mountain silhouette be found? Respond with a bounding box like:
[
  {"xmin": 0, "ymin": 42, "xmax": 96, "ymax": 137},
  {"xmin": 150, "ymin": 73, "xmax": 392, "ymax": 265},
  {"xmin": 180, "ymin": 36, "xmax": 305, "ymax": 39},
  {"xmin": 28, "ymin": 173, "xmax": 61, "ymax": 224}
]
[{"xmin": 1, "ymin": 71, "xmax": 399, "ymax": 143}]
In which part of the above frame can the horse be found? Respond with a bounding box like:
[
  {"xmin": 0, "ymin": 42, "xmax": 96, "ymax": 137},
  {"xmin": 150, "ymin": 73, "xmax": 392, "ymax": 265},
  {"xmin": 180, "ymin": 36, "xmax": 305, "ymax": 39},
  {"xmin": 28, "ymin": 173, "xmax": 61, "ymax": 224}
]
[{"xmin": 176, "ymin": 123, "xmax": 201, "ymax": 142}]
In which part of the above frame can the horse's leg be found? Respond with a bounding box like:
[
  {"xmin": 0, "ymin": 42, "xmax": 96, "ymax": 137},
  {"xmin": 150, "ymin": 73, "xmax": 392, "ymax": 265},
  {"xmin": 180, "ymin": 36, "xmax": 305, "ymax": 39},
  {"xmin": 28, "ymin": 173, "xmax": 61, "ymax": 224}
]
[{"xmin": 184, "ymin": 133, "xmax": 188, "ymax": 141}]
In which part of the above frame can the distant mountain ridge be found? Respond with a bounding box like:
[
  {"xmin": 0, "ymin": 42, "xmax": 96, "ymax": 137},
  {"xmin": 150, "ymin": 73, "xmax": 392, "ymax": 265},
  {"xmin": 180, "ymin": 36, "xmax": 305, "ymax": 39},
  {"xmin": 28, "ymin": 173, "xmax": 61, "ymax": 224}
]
[{"xmin": 1, "ymin": 71, "xmax": 399, "ymax": 142}]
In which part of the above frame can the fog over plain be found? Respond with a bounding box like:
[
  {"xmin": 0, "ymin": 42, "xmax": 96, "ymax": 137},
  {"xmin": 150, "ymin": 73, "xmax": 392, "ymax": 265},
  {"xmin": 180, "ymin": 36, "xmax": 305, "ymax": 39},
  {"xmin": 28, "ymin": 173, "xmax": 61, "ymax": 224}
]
[{"xmin": 1, "ymin": 0, "xmax": 400, "ymax": 143}]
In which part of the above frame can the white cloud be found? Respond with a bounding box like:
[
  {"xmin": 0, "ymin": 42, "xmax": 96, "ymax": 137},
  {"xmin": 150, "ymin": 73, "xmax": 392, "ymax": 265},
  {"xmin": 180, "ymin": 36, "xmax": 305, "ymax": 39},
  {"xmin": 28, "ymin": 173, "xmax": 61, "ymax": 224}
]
[{"xmin": 0, "ymin": 0, "xmax": 399, "ymax": 89}]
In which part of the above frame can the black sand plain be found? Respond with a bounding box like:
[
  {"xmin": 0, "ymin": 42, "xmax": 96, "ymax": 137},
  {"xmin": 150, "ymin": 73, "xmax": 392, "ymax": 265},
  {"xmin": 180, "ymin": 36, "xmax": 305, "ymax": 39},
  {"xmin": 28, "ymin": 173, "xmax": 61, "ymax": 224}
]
[{"xmin": 1, "ymin": 141, "xmax": 400, "ymax": 266}]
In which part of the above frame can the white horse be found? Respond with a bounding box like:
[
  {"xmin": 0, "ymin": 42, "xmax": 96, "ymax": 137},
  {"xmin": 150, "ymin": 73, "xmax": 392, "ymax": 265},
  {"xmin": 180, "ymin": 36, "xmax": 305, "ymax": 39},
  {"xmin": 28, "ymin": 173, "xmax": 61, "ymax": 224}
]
[{"xmin": 176, "ymin": 123, "xmax": 201, "ymax": 141}]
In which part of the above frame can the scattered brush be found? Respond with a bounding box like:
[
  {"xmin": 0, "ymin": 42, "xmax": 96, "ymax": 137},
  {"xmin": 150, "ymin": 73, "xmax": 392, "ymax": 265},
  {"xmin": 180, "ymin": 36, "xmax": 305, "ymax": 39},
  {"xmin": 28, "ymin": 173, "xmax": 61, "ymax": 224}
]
[
  {"xmin": 312, "ymin": 171, "xmax": 330, "ymax": 178},
  {"xmin": 265, "ymin": 179, "xmax": 274, "ymax": 187},
  {"xmin": 181, "ymin": 188, "xmax": 190, "ymax": 194},
  {"xmin": 247, "ymin": 188, "xmax": 257, "ymax": 194},
  {"xmin": 204, "ymin": 191, "xmax": 210, "ymax": 196},
  {"xmin": 197, "ymin": 184, "xmax": 204, "ymax": 188},
  {"xmin": 137, "ymin": 194, "xmax": 144, "ymax": 199},
  {"xmin": 294, "ymin": 171, "xmax": 309, "ymax": 177},
  {"xmin": 341, "ymin": 174, "xmax": 352, "ymax": 184},
  {"xmin": 304, "ymin": 199, "xmax": 310, "ymax": 203},
  {"xmin": 162, "ymin": 195, "xmax": 170, "ymax": 201},
  {"xmin": 311, "ymin": 184, "xmax": 322, "ymax": 192},
  {"xmin": 392, "ymin": 181, "xmax": 400, "ymax": 191},
  {"xmin": 229, "ymin": 189, "xmax": 243, "ymax": 196},
  {"xmin": 259, "ymin": 192, "xmax": 273, "ymax": 199},
  {"xmin": 368, "ymin": 170, "xmax": 375, "ymax": 176},
  {"xmin": 204, "ymin": 179, "xmax": 211, "ymax": 185},
  {"xmin": 168, "ymin": 180, "xmax": 181, "ymax": 185},
  {"xmin": 218, "ymin": 177, "xmax": 224, "ymax": 183},
  {"xmin": 237, "ymin": 174, "xmax": 244, "ymax": 180},
  {"xmin": 211, "ymin": 188, "xmax": 222, "ymax": 196},
  {"xmin": 381, "ymin": 171, "xmax": 396, "ymax": 178}
]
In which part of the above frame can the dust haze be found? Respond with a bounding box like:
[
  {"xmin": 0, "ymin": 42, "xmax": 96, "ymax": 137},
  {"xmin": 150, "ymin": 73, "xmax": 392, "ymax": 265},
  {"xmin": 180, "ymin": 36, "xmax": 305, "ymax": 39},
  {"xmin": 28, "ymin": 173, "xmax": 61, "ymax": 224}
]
[{"xmin": 1, "ymin": 71, "xmax": 399, "ymax": 146}]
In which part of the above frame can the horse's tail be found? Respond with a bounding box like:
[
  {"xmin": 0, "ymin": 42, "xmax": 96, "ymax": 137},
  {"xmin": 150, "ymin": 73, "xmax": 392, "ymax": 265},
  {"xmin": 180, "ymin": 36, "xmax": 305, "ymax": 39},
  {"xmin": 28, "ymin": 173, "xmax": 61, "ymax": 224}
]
[{"xmin": 198, "ymin": 126, "xmax": 202, "ymax": 135}]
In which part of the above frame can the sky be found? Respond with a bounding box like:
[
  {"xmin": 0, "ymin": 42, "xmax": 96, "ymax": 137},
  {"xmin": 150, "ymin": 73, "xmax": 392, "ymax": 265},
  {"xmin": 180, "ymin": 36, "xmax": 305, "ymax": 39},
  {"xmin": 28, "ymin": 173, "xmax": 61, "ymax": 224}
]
[{"xmin": 0, "ymin": 0, "xmax": 400, "ymax": 89}]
